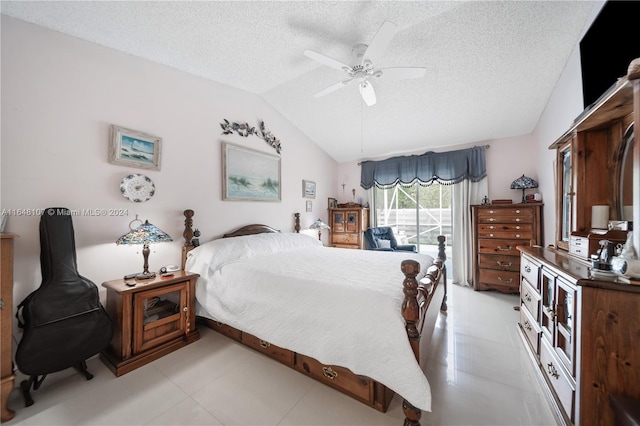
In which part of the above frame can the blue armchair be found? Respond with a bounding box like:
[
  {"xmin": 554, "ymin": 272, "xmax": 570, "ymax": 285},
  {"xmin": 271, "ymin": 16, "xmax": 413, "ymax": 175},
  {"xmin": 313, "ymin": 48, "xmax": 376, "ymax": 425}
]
[{"xmin": 363, "ymin": 227, "xmax": 417, "ymax": 252}]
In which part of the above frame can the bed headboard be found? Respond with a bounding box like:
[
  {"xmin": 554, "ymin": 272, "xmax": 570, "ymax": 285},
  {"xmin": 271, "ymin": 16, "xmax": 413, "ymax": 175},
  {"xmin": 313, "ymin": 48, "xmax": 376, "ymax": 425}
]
[{"xmin": 181, "ymin": 210, "xmax": 301, "ymax": 270}]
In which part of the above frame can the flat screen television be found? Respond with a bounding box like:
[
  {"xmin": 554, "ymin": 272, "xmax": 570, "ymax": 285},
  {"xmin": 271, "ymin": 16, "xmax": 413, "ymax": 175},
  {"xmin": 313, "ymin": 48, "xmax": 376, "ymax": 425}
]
[{"xmin": 579, "ymin": 1, "xmax": 640, "ymax": 109}]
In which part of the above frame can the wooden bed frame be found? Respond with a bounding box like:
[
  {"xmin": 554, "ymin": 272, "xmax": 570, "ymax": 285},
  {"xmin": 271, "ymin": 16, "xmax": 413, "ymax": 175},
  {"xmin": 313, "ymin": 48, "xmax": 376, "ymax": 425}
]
[{"xmin": 181, "ymin": 210, "xmax": 447, "ymax": 426}]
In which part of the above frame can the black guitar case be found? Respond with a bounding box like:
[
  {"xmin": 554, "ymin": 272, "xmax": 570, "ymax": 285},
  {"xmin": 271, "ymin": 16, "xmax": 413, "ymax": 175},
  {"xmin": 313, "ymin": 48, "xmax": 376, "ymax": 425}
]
[{"xmin": 15, "ymin": 208, "xmax": 113, "ymax": 406}]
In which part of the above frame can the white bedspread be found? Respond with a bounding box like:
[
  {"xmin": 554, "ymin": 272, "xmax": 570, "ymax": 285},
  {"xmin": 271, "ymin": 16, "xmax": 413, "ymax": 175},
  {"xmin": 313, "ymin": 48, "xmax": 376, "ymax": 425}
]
[{"xmin": 185, "ymin": 232, "xmax": 436, "ymax": 411}]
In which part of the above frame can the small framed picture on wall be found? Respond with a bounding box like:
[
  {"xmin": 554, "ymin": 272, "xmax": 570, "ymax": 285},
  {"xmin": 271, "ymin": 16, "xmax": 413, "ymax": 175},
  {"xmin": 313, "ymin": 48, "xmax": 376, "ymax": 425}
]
[{"xmin": 303, "ymin": 180, "xmax": 316, "ymax": 198}]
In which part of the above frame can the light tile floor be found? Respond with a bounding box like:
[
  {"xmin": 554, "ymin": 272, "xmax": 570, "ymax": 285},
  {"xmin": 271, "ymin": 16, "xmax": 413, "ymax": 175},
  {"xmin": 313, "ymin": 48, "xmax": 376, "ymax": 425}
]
[{"xmin": 4, "ymin": 284, "xmax": 558, "ymax": 425}]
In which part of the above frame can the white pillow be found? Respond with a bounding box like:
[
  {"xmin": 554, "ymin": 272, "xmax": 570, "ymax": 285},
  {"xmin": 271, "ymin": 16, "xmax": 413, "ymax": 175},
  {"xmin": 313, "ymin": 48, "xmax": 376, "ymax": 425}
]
[
  {"xmin": 186, "ymin": 232, "xmax": 321, "ymax": 272},
  {"xmin": 377, "ymin": 239, "xmax": 392, "ymax": 249}
]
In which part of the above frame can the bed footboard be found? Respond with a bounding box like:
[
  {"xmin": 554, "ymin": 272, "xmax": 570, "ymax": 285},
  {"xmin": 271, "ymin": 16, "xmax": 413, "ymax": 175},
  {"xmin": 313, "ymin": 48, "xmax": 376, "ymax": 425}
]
[{"xmin": 401, "ymin": 235, "xmax": 447, "ymax": 426}]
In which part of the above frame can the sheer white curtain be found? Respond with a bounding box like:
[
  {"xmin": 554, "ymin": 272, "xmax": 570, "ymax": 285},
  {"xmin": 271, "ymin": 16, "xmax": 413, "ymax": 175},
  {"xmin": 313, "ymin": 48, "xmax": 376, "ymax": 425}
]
[{"xmin": 451, "ymin": 177, "xmax": 487, "ymax": 286}]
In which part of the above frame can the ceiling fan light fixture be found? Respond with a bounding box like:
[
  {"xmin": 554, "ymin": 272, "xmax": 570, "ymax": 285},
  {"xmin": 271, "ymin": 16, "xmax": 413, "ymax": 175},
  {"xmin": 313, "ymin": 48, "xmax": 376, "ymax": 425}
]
[{"xmin": 304, "ymin": 20, "xmax": 426, "ymax": 104}]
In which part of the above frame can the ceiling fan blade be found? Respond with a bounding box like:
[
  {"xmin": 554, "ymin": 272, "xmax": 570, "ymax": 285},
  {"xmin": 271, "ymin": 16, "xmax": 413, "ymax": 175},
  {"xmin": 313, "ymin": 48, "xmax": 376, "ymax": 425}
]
[
  {"xmin": 362, "ymin": 21, "xmax": 397, "ymax": 65},
  {"xmin": 377, "ymin": 67, "xmax": 426, "ymax": 80},
  {"xmin": 304, "ymin": 49, "xmax": 351, "ymax": 72},
  {"xmin": 359, "ymin": 81, "xmax": 377, "ymax": 106},
  {"xmin": 313, "ymin": 78, "xmax": 354, "ymax": 98}
]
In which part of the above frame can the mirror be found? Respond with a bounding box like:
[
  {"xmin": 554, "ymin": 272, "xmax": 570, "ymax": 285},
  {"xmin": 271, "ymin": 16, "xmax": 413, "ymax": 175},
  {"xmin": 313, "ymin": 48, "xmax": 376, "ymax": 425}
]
[{"xmin": 615, "ymin": 123, "xmax": 635, "ymax": 221}]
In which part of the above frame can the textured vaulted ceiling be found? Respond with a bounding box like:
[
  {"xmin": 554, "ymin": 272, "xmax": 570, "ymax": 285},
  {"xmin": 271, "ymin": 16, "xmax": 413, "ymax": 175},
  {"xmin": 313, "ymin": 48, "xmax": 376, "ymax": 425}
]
[{"xmin": 1, "ymin": 1, "xmax": 596, "ymax": 162}]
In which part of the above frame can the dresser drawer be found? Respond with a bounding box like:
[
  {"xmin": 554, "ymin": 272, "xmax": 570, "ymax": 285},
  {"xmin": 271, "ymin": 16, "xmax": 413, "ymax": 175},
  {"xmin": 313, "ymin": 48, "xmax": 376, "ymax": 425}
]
[
  {"xmin": 540, "ymin": 339, "xmax": 575, "ymax": 422},
  {"xmin": 520, "ymin": 278, "xmax": 540, "ymax": 318},
  {"xmin": 478, "ymin": 239, "xmax": 530, "ymax": 256},
  {"xmin": 477, "ymin": 207, "xmax": 533, "ymax": 222},
  {"xmin": 331, "ymin": 233, "xmax": 358, "ymax": 245},
  {"xmin": 295, "ymin": 354, "xmax": 373, "ymax": 403},
  {"xmin": 477, "ymin": 223, "xmax": 533, "ymax": 239},
  {"xmin": 519, "ymin": 306, "xmax": 540, "ymax": 354},
  {"xmin": 520, "ymin": 254, "xmax": 541, "ymax": 289},
  {"xmin": 478, "ymin": 254, "xmax": 520, "ymax": 272},
  {"xmin": 478, "ymin": 269, "xmax": 520, "ymax": 292},
  {"xmin": 241, "ymin": 333, "xmax": 293, "ymax": 366}
]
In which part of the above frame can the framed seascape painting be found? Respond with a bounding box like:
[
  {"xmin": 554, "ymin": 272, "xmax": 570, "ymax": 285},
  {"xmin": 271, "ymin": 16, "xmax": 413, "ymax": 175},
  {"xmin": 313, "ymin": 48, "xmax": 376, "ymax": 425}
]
[
  {"xmin": 223, "ymin": 142, "xmax": 281, "ymax": 202},
  {"xmin": 109, "ymin": 125, "xmax": 162, "ymax": 171}
]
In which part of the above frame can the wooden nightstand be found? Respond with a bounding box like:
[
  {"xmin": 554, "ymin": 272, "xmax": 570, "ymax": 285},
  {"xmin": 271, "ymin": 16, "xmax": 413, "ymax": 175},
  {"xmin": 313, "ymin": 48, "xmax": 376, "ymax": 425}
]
[{"xmin": 100, "ymin": 271, "xmax": 200, "ymax": 376}]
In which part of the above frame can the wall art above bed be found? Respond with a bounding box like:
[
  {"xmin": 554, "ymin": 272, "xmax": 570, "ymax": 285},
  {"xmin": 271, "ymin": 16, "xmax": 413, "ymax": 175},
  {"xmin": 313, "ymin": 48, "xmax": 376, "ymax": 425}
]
[
  {"xmin": 222, "ymin": 142, "xmax": 281, "ymax": 202},
  {"xmin": 220, "ymin": 119, "xmax": 282, "ymax": 154}
]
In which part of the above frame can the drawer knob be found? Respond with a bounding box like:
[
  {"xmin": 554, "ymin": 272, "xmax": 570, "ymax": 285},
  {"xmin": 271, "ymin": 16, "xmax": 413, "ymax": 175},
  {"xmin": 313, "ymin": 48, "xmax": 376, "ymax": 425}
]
[
  {"xmin": 489, "ymin": 226, "xmax": 496, "ymax": 229},
  {"xmin": 516, "ymin": 209, "xmax": 521, "ymax": 213},
  {"xmin": 489, "ymin": 233, "xmax": 494, "ymax": 237},
  {"xmin": 322, "ymin": 366, "xmax": 338, "ymax": 380},
  {"xmin": 525, "ymin": 265, "xmax": 531, "ymax": 273},
  {"xmin": 497, "ymin": 277, "xmax": 513, "ymax": 284},
  {"xmin": 515, "ymin": 218, "xmax": 521, "ymax": 222},
  {"xmin": 515, "ymin": 234, "xmax": 521, "ymax": 238},
  {"xmin": 496, "ymin": 261, "xmax": 512, "ymax": 269},
  {"xmin": 259, "ymin": 340, "xmax": 271, "ymax": 348},
  {"xmin": 547, "ymin": 362, "xmax": 560, "ymax": 379},
  {"xmin": 523, "ymin": 320, "xmax": 532, "ymax": 332},
  {"xmin": 524, "ymin": 293, "xmax": 532, "ymax": 302},
  {"xmin": 515, "ymin": 225, "xmax": 521, "ymax": 229},
  {"xmin": 488, "ymin": 218, "xmax": 496, "ymax": 222},
  {"xmin": 496, "ymin": 245, "xmax": 513, "ymax": 251}
]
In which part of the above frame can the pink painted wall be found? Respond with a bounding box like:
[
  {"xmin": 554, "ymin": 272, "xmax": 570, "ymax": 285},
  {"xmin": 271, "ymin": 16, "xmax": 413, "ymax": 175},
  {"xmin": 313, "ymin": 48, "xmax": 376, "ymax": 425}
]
[{"xmin": 1, "ymin": 16, "xmax": 337, "ymax": 306}]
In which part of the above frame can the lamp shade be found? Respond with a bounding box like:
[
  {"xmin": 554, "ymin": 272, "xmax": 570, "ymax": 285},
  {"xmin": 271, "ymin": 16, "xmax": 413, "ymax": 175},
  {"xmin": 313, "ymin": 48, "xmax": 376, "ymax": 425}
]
[
  {"xmin": 309, "ymin": 219, "xmax": 330, "ymax": 241},
  {"xmin": 510, "ymin": 175, "xmax": 538, "ymax": 203},
  {"xmin": 309, "ymin": 219, "xmax": 330, "ymax": 230},
  {"xmin": 116, "ymin": 220, "xmax": 172, "ymax": 280}
]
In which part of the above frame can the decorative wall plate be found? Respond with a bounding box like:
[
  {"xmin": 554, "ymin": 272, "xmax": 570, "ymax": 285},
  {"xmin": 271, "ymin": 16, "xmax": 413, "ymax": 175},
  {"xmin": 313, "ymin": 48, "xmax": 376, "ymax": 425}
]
[{"xmin": 120, "ymin": 174, "xmax": 155, "ymax": 202}]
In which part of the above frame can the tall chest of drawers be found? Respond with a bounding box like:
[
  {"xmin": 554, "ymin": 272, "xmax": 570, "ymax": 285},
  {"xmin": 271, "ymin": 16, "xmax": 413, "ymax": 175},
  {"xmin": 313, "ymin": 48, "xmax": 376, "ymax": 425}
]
[{"xmin": 471, "ymin": 204, "xmax": 543, "ymax": 293}]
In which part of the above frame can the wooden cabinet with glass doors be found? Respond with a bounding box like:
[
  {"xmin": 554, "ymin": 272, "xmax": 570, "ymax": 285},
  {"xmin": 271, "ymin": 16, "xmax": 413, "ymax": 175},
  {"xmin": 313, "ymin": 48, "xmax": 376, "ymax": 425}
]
[{"xmin": 328, "ymin": 207, "xmax": 369, "ymax": 249}]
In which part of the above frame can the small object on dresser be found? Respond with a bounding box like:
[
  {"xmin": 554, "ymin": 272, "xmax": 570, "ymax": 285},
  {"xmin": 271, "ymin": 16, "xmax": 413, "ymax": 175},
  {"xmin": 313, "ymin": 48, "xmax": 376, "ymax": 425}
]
[
  {"xmin": 123, "ymin": 273, "xmax": 137, "ymax": 280},
  {"xmin": 125, "ymin": 281, "xmax": 136, "ymax": 287}
]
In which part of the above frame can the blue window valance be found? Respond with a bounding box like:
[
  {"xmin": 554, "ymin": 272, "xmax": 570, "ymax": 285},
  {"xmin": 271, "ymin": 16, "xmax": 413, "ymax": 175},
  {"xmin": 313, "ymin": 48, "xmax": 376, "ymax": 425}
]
[{"xmin": 360, "ymin": 146, "xmax": 487, "ymax": 189}]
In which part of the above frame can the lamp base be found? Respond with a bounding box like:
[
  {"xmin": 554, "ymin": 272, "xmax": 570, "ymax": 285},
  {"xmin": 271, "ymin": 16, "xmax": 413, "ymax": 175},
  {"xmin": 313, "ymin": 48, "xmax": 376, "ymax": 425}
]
[{"xmin": 135, "ymin": 271, "xmax": 156, "ymax": 280}]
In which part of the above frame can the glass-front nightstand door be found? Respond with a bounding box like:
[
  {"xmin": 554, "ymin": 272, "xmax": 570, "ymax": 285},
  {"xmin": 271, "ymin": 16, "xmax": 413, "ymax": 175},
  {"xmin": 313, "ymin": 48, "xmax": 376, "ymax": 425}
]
[{"xmin": 133, "ymin": 283, "xmax": 187, "ymax": 353}]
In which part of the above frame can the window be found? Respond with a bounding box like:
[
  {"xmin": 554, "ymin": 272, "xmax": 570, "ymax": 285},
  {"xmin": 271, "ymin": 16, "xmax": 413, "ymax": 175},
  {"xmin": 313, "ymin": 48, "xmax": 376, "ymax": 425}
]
[{"xmin": 373, "ymin": 183, "xmax": 452, "ymax": 258}]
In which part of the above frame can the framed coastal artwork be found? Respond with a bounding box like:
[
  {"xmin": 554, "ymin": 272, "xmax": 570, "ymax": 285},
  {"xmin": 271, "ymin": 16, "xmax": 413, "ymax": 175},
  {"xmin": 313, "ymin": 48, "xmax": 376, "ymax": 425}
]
[
  {"xmin": 223, "ymin": 142, "xmax": 281, "ymax": 202},
  {"xmin": 109, "ymin": 125, "xmax": 162, "ymax": 171}
]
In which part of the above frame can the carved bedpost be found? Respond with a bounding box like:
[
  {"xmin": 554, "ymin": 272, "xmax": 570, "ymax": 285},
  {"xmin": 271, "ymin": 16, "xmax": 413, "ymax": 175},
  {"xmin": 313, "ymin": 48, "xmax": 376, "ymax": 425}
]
[
  {"xmin": 183, "ymin": 209, "xmax": 194, "ymax": 246},
  {"xmin": 401, "ymin": 259, "xmax": 421, "ymax": 357},
  {"xmin": 181, "ymin": 209, "xmax": 195, "ymax": 271},
  {"xmin": 438, "ymin": 235, "xmax": 448, "ymax": 312},
  {"xmin": 403, "ymin": 399, "xmax": 421, "ymax": 426},
  {"xmin": 294, "ymin": 212, "xmax": 301, "ymax": 233},
  {"xmin": 401, "ymin": 259, "xmax": 422, "ymax": 426}
]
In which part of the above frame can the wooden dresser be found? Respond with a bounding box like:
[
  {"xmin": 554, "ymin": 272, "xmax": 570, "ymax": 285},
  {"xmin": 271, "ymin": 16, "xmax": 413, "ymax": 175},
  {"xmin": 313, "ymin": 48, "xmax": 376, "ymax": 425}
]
[
  {"xmin": 1, "ymin": 233, "xmax": 17, "ymax": 422},
  {"xmin": 518, "ymin": 246, "xmax": 640, "ymax": 426},
  {"xmin": 471, "ymin": 204, "xmax": 543, "ymax": 293},
  {"xmin": 328, "ymin": 206, "xmax": 369, "ymax": 249}
]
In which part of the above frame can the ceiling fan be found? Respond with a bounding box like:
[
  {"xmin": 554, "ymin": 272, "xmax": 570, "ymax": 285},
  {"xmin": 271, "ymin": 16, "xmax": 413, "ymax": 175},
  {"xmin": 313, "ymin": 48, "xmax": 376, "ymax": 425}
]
[{"xmin": 303, "ymin": 21, "xmax": 426, "ymax": 106}]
